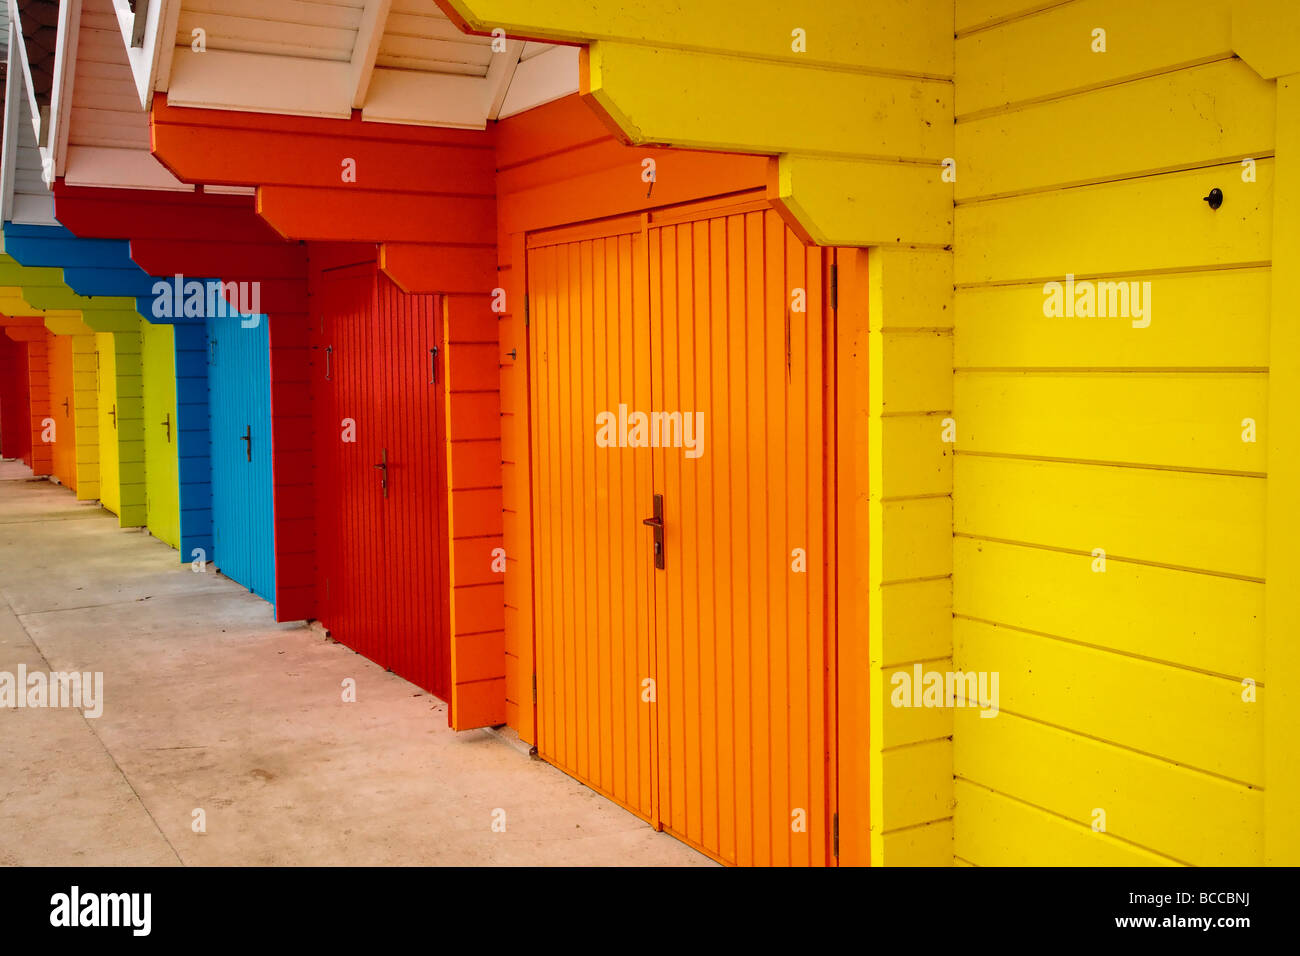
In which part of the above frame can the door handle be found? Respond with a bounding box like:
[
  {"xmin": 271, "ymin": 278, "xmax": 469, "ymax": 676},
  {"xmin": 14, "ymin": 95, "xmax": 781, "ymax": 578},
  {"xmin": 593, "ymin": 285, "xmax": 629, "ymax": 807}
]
[
  {"xmin": 62, "ymin": 397, "xmax": 70, "ymax": 417},
  {"xmin": 429, "ymin": 346, "xmax": 438, "ymax": 384},
  {"xmin": 162, "ymin": 413, "xmax": 171, "ymax": 443},
  {"xmin": 642, "ymin": 493, "xmax": 665, "ymax": 570},
  {"xmin": 241, "ymin": 425, "xmax": 251, "ymax": 462},
  {"xmin": 109, "ymin": 404, "xmax": 116, "ymax": 428},
  {"xmin": 325, "ymin": 345, "xmax": 332, "ymax": 381},
  {"xmin": 374, "ymin": 447, "xmax": 388, "ymax": 498}
]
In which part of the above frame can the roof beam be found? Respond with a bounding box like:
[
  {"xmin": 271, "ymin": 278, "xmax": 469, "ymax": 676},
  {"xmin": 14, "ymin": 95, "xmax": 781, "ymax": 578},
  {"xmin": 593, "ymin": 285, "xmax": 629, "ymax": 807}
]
[
  {"xmin": 484, "ymin": 38, "xmax": 524, "ymax": 120},
  {"xmin": 350, "ymin": 0, "xmax": 392, "ymax": 109}
]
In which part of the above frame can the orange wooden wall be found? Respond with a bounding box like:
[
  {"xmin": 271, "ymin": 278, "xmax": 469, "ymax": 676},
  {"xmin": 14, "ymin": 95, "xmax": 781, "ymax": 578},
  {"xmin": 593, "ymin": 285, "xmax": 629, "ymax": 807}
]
[{"xmin": 494, "ymin": 94, "xmax": 770, "ymax": 744}]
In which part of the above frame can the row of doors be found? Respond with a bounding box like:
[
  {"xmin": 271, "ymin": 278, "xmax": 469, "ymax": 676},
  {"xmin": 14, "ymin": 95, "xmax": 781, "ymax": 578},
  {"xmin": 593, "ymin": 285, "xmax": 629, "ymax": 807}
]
[
  {"xmin": 313, "ymin": 264, "xmax": 450, "ymax": 698},
  {"xmin": 526, "ymin": 204, "xmax": 834, "ymax": 866}
]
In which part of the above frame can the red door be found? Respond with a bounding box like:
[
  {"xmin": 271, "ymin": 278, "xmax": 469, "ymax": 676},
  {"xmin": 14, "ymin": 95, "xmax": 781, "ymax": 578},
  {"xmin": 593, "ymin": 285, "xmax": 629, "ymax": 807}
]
[{"xmin": 315, "ymin": 264, "xmax": 450, "ymax": 699}]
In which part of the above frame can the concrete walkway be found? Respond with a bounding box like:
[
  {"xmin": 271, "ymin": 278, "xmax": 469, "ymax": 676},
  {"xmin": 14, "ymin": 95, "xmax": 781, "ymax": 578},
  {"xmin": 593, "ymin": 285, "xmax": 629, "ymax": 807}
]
[{"xmin": 0, "ymin": 462, "xmax": 709, "ymax": 866}]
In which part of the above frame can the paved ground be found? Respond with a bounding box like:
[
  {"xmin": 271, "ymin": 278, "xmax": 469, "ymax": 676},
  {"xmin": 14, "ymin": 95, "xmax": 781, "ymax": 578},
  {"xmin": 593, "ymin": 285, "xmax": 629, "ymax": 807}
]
[{"xmin": 0, "ymin": 461, "xmax": 709, "ymax": 866}]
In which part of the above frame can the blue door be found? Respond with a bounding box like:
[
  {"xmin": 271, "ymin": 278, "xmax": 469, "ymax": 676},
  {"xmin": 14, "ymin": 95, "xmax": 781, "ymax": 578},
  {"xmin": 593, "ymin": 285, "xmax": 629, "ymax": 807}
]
[{"xmin": 208, "ymin": 310, "xmax": 276, "ymax": 605}]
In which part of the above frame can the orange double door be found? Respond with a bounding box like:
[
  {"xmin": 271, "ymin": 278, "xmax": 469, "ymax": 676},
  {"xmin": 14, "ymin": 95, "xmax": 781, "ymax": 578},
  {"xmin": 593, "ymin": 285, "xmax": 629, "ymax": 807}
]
[{"xmin": 527, "ymin": 200, "xmax": 836, "ymax": 866}]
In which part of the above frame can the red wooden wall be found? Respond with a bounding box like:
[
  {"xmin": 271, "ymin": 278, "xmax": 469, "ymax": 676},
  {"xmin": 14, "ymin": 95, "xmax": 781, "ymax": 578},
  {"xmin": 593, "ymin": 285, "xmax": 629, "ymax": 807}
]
[
  {"xmin": 0, "ymin": 331, "xmax": 33, "ymax": 464},
  {"xmin": 1, "ymin": 324, "xmax": 52, "ymax": 476}
]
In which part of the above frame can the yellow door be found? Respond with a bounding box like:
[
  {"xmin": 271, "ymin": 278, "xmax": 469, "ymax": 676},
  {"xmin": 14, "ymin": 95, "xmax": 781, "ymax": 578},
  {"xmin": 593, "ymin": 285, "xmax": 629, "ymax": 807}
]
[
  {"xmin": 141, "ymin": 321, "xmax": 180, "ymax": 549},
  {"xmin": 47, "ymin": 335, "xmax": 78, "ymax": 492},
  {"xmin": 95, "ymin": 332, "xmax": 121, "ymax": 516},
  {"xmin": 529, "ymin": 203, "xmax": 833, "ymax": 866}
]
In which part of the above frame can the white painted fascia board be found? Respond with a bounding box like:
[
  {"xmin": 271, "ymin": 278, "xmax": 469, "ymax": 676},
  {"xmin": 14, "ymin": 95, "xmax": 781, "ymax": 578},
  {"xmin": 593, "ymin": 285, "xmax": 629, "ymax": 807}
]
[
  {"xmin": 167, "ymin": 48, "xmax": 353, "ymax": 118},
  {"xmin": 1, "ymin": 34, "xmax": 22, "ymax": 222},
  {"xmin": 63, "ymin": 145, "xmax": 195, "ymax": 191},
  {"xmin": 46, "ymin": 0, "xmax": 83, "ymax": 181},
  {"xmin": 484, "ymin": 38, "xmax": 524, "ymax": 121},
  {"xmin": 11, "ymin": 193, "xmax": 58, "ymax": 224},
  {"xmin": 110, "ymin": 0, "xmax": 172, "ymax": 109},
  {"xmin": 361, "ymin": 69, "xmax": 489, "ymax": 129},
  {"xmin": 497, "ymin": 44, "xmax": 580, "ymax": 120},
  {"xmin": 7, "ymin": 0, "xmax": 42, "ymax": 145},
  {"xmin": 152, "ymin": 0, "xmax": 182, "ymax": 94},
  {"xmin": 350, "ymin": 0, "xmax": 392, "ymax": 109},
  {"xmin": 2, "ymin": 51, "xmax": 57, "ymax": 226}
]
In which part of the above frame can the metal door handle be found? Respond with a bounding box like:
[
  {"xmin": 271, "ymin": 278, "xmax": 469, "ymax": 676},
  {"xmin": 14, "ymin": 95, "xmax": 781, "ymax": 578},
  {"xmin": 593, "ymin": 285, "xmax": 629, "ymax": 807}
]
[
  {"xmin": 241, "ymin": 425, "xmax": 251, "ymax": 462},
  {"xmin": 62, "ymin": 397, "xmax": 70, "ymax": 417},
  {"xmin": 162, "ymin": 413, "xmax": 171, "ymax": 443},
  {"xmin": 642, "ymin": 493, "xmax": 664, "ymax": 569},
  {"xmin": 374, "ymin": 447, "xmax": 388, "ymax": 498},
  {"xmin": 429, "ymin": 346, "xmax": 438, "ymax": 384},
  {"xmin": 325, "ymin": 345, "xmax": 332, "ymax": 380},
  {"xmin": 109, "ymin": 404, "xmax": 116, "ymax": 428}
]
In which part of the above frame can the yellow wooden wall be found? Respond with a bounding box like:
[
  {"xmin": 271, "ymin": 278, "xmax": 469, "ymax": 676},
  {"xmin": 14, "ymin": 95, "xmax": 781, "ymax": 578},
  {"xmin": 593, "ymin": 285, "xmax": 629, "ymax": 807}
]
[
  {"xmin": 864, "ymin": 247, "xmax": 955, "ymax": 866},
  {"xmin": 439, "ymin": 0, "xmax": 1300, "ymax": 865},
  {"xmin": 94, "ymin": 330, "xmax": 147, "ymax": 527},
  {"xmin": 951, "ymin": 0, "xmax": 1283, "ymax": 866},
  {"xmin": 443, "ymin": 0, "xmax": 954, "ymax": 247},
  {"xmin": 70, "ymin": 333, "xmax": 101, "ymax": 501}
]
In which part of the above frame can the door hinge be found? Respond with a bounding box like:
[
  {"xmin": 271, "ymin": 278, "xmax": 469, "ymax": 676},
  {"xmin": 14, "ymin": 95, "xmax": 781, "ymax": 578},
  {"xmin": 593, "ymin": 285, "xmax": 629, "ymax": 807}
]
[
  {"xmin": 830, "ymin": 263, "xmax": 838, "ymax": 312},
  {"xmin": 833, "ymin": 812, "xmax": 840, "ymax": 858},
  {"xmin": 531, "ymin": 673, "xmax": 537, "ymax": 703}
]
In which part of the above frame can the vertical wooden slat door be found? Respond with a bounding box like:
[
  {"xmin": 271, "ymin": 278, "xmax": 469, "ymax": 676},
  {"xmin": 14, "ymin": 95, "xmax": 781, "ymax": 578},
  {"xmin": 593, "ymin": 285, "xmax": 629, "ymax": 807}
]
[
  {"xmin": 95, "ymin": 333, "xmax": 121, "ymax": 516},
  {"xmin": 647, "ymin": 209, "xmax": 829, "ymax": 866},
  {"xmin": 209, "ymin": 314, "xmax": 276, "ymax": 603},
  {"xmin": 529, "ymin": 230, "xmax": 659, "ymax": 824},
  {"xmin": 317, "ymin": 267, "xmax": 388, "ymax": 666},
  {"xmin": 528, "ymin": 205, "xmax": 832, "ymax": 866},
  {"xmin": 315, "ymin": 267, "xmax": 450, "ymax": 698},
  {"xmin": 376, "ymin": 274, "xmax": 449, "ymax": 698},
  {"xmin": 142, "ymin": 321, "xmax": 180, "ymax": 549},
  {"xmin": 209, "ymin": 317, "xmax": 248, "ymax": 591},
  {"xmin": 48, "ymin": 335, "xmax": 78, "ymax": 492}
]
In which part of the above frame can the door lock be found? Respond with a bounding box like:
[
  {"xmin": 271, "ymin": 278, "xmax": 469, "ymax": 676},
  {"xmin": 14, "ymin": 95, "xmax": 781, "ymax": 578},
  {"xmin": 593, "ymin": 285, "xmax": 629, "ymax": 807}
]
[
  {"xmin": 374, "ymin": 447, "xmax": 388, "ymax": 498},
  {"xmin": 642, "ymin": 493, "xmax": 665, "ymax": 570}
]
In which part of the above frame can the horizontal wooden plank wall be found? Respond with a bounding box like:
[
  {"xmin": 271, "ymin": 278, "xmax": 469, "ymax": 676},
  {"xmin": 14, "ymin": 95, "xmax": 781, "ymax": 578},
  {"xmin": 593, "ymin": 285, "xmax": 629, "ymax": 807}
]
[
  {"xmin": 494, "ymin": 94, "xmax": 770, "ymax": 744},
  {"xmin": 24, "ymin": 330, "xmax": 53, "ymax": 478},
  {"xmin": 0, "ymin": 333, "xmax": 32, "ymax": 462},
  {"xmin": 441, "ymin": 0, "xmax": 955, "ymax": 247},
  {"xmin": 852, "ymin": 244, "xmax": 955, "ymax": 867},
  {"xmin": 953, "ymin": 0, "xmax": 1271, "ymax": 866},
  {"xmin": 0, "ymin": 325, "xmax": 42, "ymax": 471},
  {"xmin": 69, "ymin": 332, "xmax": 101, "ymax": 501}
]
